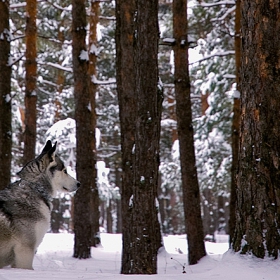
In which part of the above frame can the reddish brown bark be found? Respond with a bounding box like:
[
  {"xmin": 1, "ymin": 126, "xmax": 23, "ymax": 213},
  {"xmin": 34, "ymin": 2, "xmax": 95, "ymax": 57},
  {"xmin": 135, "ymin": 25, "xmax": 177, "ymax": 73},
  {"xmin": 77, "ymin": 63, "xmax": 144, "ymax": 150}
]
[
  {"xmin": 233, "ymin": 0, "xmax": 280, "ymax": 259},
  {"xmin": 23, "ymin": 0, "xmax": 37, "ymax": 163}
]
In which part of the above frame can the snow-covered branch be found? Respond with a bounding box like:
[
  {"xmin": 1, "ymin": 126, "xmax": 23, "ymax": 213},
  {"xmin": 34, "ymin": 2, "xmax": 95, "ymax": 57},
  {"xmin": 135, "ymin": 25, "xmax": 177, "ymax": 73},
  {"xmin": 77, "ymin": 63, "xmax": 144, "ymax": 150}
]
[
  {"xmin": 99, "ymin": 16, "xmax": 116, "ymax": 21},
  {"xmin": 46, "ymin": 62, "xmax": 72, "ymax": 73},
  {"xmin": 200, "ymin": 1, "xmax": 235, "ymax": 7},
  {"xmin": 9, "ymin": 54, "xmax": 24, "ymax": 67},
  {"xmin": 92, "ymin": 75, "xmax": 116, "ymax": 85},
  {"xmin": 189, "ymin": 50, "xmax": 235, "ymax": 65},
  {"xmin": 212, "ymin": 6, "xmax": 236, "ymax": 21}
]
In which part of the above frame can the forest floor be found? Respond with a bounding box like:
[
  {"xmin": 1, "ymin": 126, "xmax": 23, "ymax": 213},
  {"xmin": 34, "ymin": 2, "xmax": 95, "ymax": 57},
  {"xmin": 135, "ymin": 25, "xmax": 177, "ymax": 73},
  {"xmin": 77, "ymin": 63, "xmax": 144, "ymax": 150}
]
[{"xmin": 0, "ymin": 232, "xmax": 279, "ymax": 279}]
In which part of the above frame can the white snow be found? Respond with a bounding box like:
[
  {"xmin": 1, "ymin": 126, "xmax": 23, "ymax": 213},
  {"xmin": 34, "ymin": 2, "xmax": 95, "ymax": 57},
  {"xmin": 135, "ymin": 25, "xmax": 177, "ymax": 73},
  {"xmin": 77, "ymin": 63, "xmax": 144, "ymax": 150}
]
[
  {"xmin": 0, "ymin": 233, "xmax": 279, "ymax": 279},
  {"xmin": 79, "ymin": 50, "xmax": 89, "ymax": 61}
]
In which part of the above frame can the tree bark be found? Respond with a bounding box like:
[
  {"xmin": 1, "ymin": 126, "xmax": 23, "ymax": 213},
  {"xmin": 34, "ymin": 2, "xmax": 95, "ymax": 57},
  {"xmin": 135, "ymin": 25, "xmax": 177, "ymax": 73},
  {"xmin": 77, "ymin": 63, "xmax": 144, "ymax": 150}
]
[
  {"xmin": 0, "ymin": 0, "xmax": 12, "ymax": 190},
  {"xmin": 116, "ymin": 0, "xmax": 162, "ymax": 274},
  {"xmin": 173, "ymin": 0, "xmax": 206, "ymax": 265},
  {"xmin": 23, "ymin": 0, "xmax": 37, "ymax": 163},
  {"xmin": 229, "ymin": 0, "xmax": 241, "ymax": 246},
  {"xmin": 72, "ymin": 0, "xmax": 99, "ymax": 258},
  {"xmin": 115, "ymin": 0, "xmax": 136, "ymax": 273},
  {"xmin": 88, "ymin": 0, "xmax": 100, "ymax": 247},
  {"xmin": 232, "ymin": 0, "xmax": 280, "ymax": 259}
]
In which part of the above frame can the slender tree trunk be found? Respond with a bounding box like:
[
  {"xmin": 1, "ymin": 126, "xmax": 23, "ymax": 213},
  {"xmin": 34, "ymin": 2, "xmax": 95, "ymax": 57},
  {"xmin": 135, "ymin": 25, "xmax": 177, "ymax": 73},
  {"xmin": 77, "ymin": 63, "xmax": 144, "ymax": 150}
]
[
  {"xmin": 23, "ymin": 0, "xmax": 37, "ymax": 163},
  {"xmin": 229, "ymin": 0, "xmax": 241, "ymax": 246},
  {"xmin": 173, "ymin": 0, "xmax": 206, "ymax": 265},
  {"xmin": 115, "ymin": 0, "xmax": 136, "ymax": 273},
  {"xmin": 72, "ymin": 0, "xmax": 98, "ymax": 258},
  {"xmin": 88, "ymin": 0, "xmax": 100, "ymax": 247},
  {"xmin": 0, "ymin": 0, "xmax": 12, "ymax": 190},
  {"xmin": 232, "ymin": 0, "xmax": 280, "ymax": 259}
]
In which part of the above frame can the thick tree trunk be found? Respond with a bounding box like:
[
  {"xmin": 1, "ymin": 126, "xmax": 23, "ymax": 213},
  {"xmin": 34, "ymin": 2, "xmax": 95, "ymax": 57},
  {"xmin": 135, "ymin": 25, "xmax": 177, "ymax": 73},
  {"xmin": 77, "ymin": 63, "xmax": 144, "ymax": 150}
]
[
  {"xmin": 0, "ymin": 0, "xmax": 12, "ymax": 190},
  {"xmin": 173, "ymin": 0, "xmax": 206, "ymax": 265},
  {"xmin": 232, "ymin": 0, "xmax": 280, "ymax": 259},
  {"xmin": 116, "ymin": 0, "xmax": 162, "ymax": 274},
  {"xmin": 131, "ymin": 0, "xmax": 162, "ymax": 273},
  {"xmin": 229, "ymin": 0, "xmax": 241, "ymax": 246},
  {"xmin": 72, "ymin": 0, "xmax": 99, "ymax": 258},
  {"xmin": 23, "ymin": 0, "xmax": 37, "ymax": 163}
]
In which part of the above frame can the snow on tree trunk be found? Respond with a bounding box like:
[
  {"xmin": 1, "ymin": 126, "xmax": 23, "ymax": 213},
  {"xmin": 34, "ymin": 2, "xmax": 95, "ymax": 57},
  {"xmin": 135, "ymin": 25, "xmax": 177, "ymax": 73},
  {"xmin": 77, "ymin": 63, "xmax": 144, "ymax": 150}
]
[
  {"xmin": 232, "ymin": 0, "xmax": 280, "ymax": 259},
  {"xmin": 173, "ymin": 0, "xmax": 206, "ymax": 265},
  {"xmin": 116, "ymin": 0, "xmax": 163, "ymax": 274},
  {"xmin": 229, "ymin": 0, "xmax": 241, "ymax": 246},
  {"xmin": 0, "ymin": 0, "xmax": 12, "ymax": 190},
  {"xmin": 72, "ymin": 0, "xmax": 99, "ymax": 258}
]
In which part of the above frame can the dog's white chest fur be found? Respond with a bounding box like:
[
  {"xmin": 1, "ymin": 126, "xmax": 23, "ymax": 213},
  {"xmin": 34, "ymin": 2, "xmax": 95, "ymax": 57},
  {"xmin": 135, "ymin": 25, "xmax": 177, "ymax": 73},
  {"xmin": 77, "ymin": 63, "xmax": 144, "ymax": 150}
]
[{"xmin": 34, "ymin": 201, "xmax": 51, "ymax": 249}]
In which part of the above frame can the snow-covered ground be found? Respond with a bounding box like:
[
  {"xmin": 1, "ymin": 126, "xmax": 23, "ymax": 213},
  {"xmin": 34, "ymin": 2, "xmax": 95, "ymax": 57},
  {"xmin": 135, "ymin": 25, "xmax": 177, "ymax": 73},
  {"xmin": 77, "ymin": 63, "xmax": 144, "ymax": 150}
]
[{"xmin": 0, "ymin": 233, "xmax": 279, "ymax": 280}]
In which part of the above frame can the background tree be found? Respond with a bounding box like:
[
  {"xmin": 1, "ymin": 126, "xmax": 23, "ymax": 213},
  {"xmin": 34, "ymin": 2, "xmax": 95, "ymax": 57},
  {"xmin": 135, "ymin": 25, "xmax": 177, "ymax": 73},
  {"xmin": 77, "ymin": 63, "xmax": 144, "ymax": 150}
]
[
  {"xmin": 189, "ymin": 0, "xmax": 235, "ymax": 238},
  {"xmin": 0, "ymin": 0, "xmax": 12, "ymax": 190},
  {"xmin": 23, "ymin": 0, "xmax": 37, "ymax": 163},
  {"xmin": 88, "ymin": 0, "xmax": 100, "ymax": 247},
  {"xmin": 229, "ymin": 0, "xmax": 241, "ymax": 245},
  {"xmin": 72, "ymin": 0, "xmax": 99, "ymax": 258},
  {"xmin": 173, "ymin": 0, "xmax": 206, "ymax": 265},
  {"xmin": 232, "ymin": 0, "xmax": 280, "ymax": 259}
]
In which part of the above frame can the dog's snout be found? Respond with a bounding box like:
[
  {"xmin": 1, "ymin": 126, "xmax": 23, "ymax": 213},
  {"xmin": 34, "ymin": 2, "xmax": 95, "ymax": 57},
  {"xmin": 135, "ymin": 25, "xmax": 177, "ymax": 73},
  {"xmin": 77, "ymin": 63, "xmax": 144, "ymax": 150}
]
[{"xmin": 77, "ymin": 181, "xmax": 81, "ymax": 188}]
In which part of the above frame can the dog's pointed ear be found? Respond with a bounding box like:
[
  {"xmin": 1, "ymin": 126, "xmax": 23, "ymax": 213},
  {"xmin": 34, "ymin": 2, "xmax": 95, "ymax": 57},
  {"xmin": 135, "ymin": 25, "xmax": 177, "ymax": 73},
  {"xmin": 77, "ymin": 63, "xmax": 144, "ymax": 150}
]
[
  {"xmin": 47, "ymin": 141, "xmax": 57, "ymax": 162},
  {"xmin": 42, "ymin": 140, "xmax": 52, "ymax": 154}
]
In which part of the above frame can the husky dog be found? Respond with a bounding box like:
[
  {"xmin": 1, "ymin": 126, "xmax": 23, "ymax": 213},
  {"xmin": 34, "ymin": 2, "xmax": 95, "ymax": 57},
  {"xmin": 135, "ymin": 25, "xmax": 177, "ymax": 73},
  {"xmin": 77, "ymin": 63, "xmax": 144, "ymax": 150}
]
[{"xmin": 0, "ymin": 140, "xmax": 80, "ymax": 270}]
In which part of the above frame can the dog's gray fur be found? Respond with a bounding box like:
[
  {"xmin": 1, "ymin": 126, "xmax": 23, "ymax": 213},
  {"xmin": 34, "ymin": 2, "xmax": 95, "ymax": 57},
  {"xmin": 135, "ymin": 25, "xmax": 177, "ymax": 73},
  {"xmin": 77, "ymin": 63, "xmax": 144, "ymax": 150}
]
[{"xmin": 0, "ymin": 140, "xmax": 80, "ymax": 269}]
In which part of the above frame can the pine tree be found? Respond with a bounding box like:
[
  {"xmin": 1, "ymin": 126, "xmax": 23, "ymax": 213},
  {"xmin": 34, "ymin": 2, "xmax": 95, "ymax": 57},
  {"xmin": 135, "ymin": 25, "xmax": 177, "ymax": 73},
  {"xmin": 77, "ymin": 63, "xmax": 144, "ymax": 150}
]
[
  {"xmin": 173, "ymin": 0, "xmax": 206, "ymax": 265},
  {"xmin": 72, "ymin": 0, "xmax": 98, "ymax": 258},
  {"xmin": 233, "ymin": 0, "xmax": 280, "ymax": 259},
  {"xmin": 117, "ymin": 0, "xmax": 162, "ymax": 274},
  {"xmin": 23, "ymin": 0, "xmax": 37, "ymax": 163},
  {"xmin": 0, "ymin": 0, "xmax": 12, "ymax": 190}
]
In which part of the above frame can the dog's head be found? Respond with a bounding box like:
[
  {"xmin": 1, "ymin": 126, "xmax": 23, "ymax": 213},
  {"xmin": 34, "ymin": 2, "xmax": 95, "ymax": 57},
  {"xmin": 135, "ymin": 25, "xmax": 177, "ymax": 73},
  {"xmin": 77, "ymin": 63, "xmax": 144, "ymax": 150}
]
[{"xmin": 18, "ymin": 140, "xmax": 80, "ymax": 196}]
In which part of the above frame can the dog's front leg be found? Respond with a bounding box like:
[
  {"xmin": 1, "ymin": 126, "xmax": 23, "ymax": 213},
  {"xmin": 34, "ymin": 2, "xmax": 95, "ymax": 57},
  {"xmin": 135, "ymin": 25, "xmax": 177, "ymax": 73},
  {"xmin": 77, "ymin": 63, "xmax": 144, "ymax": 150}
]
[{"xmin": 12, "ymin": 245, "xmax": 35, "ymax": 270}]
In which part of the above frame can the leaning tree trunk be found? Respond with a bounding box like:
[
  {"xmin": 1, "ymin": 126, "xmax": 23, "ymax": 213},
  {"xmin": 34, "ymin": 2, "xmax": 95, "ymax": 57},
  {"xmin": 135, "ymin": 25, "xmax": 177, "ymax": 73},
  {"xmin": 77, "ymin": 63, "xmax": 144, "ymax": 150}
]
[
  {"xmin": 0, "ymin": 0, "xmax": 12, "ymax": 190},
  {"xmin": 232, "ymin": 0, "xmax": 280, "ymax": 259},
  {"xmin": 23, "ymin": 0, "xmax": 37, "ymax": 163},
  {"xmin": 72, "ymin": 0, "xmax": 99, "ymax": 258},
  {"xmin": 173, "ymin": 0, "xmax": 206, "ymax": 265}
]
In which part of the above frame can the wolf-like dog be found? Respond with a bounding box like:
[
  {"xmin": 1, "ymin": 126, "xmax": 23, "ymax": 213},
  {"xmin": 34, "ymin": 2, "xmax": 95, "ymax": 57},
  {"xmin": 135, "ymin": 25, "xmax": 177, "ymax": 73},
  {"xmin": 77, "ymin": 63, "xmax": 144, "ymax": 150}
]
[{"xmin": 0, "ymin": 140, "xmax": 80, "ymax": 269}]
